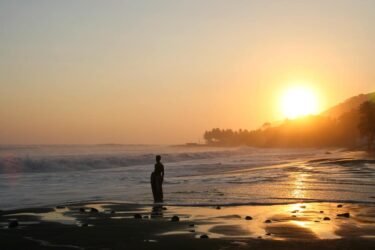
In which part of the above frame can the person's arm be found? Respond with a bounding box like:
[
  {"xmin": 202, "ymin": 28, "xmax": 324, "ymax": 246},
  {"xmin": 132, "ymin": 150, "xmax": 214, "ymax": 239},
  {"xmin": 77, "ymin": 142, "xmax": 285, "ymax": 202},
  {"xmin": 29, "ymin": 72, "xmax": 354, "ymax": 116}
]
[{"xmin": 161, "ymin": 164, "xmax": 164, "ymax": 183}]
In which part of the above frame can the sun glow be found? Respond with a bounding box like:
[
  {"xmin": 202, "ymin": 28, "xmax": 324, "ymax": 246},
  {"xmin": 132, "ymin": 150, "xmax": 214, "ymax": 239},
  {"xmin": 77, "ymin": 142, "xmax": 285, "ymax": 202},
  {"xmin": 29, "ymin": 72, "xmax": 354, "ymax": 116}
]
[{"xmin": 281, "ymin": 86, "xmax": 319, "ymax": 119}]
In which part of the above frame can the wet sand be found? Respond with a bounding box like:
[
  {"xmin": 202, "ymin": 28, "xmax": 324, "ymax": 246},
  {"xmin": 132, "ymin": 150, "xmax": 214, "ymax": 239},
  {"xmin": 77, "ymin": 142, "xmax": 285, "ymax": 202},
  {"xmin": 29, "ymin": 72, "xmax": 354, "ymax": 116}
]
[{"xmin": 1, "ymin": 201, "xmax": 375, "ymax": 249}]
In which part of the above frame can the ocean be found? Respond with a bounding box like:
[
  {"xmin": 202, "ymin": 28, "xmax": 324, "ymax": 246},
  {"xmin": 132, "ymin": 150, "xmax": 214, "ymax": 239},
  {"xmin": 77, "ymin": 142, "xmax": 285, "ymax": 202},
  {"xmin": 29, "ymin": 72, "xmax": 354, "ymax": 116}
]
[{"xmin": 0, "ymin": 145, "xmax": 374, "ymax": 210}]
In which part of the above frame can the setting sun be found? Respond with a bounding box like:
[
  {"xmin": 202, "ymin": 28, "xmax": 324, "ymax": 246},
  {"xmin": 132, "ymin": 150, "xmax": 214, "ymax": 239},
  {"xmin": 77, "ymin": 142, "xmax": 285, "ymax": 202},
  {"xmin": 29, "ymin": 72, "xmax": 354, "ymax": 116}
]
[{"xmin": 281, "ymin": 86, "xmax": 319, "ymax": 119}]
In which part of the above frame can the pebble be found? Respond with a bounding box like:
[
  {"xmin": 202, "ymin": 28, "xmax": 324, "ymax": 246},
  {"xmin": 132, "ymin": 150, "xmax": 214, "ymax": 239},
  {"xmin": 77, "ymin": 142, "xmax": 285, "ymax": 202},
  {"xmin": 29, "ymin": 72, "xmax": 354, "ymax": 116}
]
[
  {"xmin": 216, "ymin": 206, "xmax": 221, "ymax": 210},
  {"xmin": 300, "ymin": 205, "xmax": 306, "ymax": 209},
  {"xmin": 245, "ymin": 216, "xmax": 253, "ymax": 220},
  {"xmin": 189, "ymin": 229, "xmax": 195, "ymax": 233},
  {"xmin": 171, "ymin": 215, "xmax": 180, "ymax": 222},
  {"xmin": 291, "ymin": 210, "xmax": 299, "ymax": 213},
  {"xmin": 8, "ymin": 220, "xmax": 18, "ymax": 228},
  {"xmin": 320, "ymin": 211, "xmax": 324, "ymax": 213},
  {"xmin": 264, "ymin": 219, "xmax": 272, "ymax": 223},
  {"xmin": 90, "ymin": 208, "xmax": 99, "ymax": 213},
  {"xmin": 79, "ymin": 208, "xmax": 85, "ymax": 213},
  {"xmin": 337, "ymin": 204, "xmax": 343, "ymax": 208},
  {"xmin": 134, "ymin": 214, "xmax": 142, "ymax": 219},
  {"xmin": 56, "ymin": 205, "xmax": 65, "ymax": 209},
  {"xmin": 189, "ymin": 224, "xmax": 195, "ymax": 227},
  {"xmin": 337, "ymin": 212, "xmax": 350, "ymax": 218},
  {"xmin": 80, "ymin": 223, "xmax": 89, "ymax": 227},
  {"xmin": 143, "ymin": 215, "xmax": 149, "ymax": 219},
  {"xmin": 200, "ymin": 234, "xmax": 209, "ymax": 239},
  {"xmin": 323, "ymin": 217, "xmax": 331, "ymax": 221}
]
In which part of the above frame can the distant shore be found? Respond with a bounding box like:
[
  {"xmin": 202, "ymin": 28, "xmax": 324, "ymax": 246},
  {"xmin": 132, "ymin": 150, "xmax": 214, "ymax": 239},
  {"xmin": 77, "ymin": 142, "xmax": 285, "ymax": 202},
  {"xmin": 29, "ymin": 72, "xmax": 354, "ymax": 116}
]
[{"xmin": 1, "ymin": 201, "xmax": 375, "ymax": 249}]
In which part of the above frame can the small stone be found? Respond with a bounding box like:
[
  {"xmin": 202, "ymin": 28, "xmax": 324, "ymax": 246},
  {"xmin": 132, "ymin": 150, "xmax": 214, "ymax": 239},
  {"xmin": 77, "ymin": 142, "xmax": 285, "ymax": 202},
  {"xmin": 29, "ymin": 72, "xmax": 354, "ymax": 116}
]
[
  {"xmin": 200, "ymin": 234, "xmax": 209, "ymax": 239},
  {"xmin": 337, "ymin": 204, "xmax": 343, "ymax": 208},
  {"xmin": 300, "ymin": 205, "xmax": 306, "ymax": 209},
  {"xmin": 323, "ymin": 217, "xmax": 330, "ymax": 221},
  {"xmin": 189, "ymin": 224, "xmax": 195, "ymax": 227},
  {"xmin": 264, "ymin": 219, "xmax": 272, "ymax": 223},
  {"xmin": 81, "ymin": 223, "xmax": 88, "ymax": 227},
  {"xmin": 337, "ymin": 212, "xmax": 350, "ymax": 218},
  {"xmin": 314, "ymin": 220, "xmax": 320, "ymax": 223},
  {"xmin": 266, "ymin": 233, "xmax": 271, "ymax": 236},
  {"xmin": 245, "ymin": 216, "xmax": 252, "ymax": 220},
  {"xmin": 79, "ymin": 207, "xmax": 85, "ymax": 213},
  {"xmin": 189, "ymin": 229, "xmax": 195, "ymax": 233},
  {"xmin": 258, "ymin": 236, "xmax": 262, "ymax": 239},
  {"xmin": 320, "ymin": 211, "xmax": 324, "ymax": 213},
  {"xmin": 162, "ymin": 207, "xmax": 167, "ymax": 210},
  {"xmin": 291, "ymin": 210, "xmax": 299, "ymax": 213},
  {"xmin": 56, "ymin": 205, "xmax": 65, "ymax": 209},
  {"xmin": 134, "ymin": 213, "xmax": 142, "ymax": 219},
  {"xmin": 292, "ymin": 215, "xmax": 297, "ymax": 218},
  {"xmin": 90, "ymin": 208, "xmax": 99, "ymax": 213},
  {"xmin": 143, "ymin": 215, "xmax": 149, "ymax": 219},
  {"xmin": 216, "ymin": 206, "xmax": 221, "ymax": 210},
  {"xmin": 171, "ymin": 215, "xmax": 180, "ymax": 222},
  {"xmin": 8, "ymin": 220, "xmax": 18, "ymax": 228}
]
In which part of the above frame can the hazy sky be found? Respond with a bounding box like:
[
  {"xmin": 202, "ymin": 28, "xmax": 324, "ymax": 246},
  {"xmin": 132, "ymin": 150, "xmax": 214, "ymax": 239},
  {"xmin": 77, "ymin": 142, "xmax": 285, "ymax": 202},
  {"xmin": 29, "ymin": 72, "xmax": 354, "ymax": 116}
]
[{"xmin": 1, "ymin": 0, "xmax": 374, "ymax": 144}]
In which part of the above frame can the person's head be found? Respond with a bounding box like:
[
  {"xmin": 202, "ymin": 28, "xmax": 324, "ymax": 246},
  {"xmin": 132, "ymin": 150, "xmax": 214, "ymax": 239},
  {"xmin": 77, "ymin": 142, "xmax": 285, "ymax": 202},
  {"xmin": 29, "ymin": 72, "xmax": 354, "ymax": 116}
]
[{"xmin": 156, "ymin": 155, "xmax": 161, "ymax": 163}]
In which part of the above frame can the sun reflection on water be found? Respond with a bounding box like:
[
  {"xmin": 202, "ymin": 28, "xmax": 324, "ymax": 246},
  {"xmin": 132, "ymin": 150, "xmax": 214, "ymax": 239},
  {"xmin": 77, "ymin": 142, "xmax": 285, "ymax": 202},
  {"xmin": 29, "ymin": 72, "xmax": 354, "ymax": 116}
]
[{"xmin": 291, "ymin": 166, "xmax": 310, "ymax": 199}]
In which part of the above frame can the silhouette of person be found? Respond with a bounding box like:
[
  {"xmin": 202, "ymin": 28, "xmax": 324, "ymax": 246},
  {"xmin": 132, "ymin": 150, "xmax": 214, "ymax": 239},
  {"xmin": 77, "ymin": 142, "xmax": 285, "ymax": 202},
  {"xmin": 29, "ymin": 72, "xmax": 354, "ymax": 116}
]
[{"xmin": 151, "ymin": 155, "xmax": 164, "ymax": 202}]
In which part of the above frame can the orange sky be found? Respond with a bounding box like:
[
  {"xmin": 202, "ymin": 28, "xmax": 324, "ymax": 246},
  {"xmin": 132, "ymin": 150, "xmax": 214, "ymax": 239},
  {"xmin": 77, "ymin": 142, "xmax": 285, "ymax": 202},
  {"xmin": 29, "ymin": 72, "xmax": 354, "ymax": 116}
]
[{"xmin": 0, "ymin": 1, "xmax": 374, "ymax": 144}]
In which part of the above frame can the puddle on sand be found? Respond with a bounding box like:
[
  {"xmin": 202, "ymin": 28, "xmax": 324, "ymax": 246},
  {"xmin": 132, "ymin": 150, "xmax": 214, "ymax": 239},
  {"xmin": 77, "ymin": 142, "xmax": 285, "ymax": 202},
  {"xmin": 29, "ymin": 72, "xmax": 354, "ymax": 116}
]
[
  {"xmin": 25, "ymin": 237, "xmax": 84, "ymax": 250},
  {"xmin": 3, "ymin": 207, "xmax": 76, "ymax": 225},
  {"xmin": 41, "ymin": 208, "xmax": 77, "ymax": 225},
  {"xmin": 3, "ymin": 202, "xmax": 375, "ymax": 240},
  {"xmin": 159, "ymin": 203, "xmax": 375, "ymax": 240}
]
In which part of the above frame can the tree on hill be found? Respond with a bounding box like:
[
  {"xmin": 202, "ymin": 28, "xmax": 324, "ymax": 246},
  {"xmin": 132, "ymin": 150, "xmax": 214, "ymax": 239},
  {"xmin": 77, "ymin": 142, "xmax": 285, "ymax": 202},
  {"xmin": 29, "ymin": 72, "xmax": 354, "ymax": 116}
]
[
  {"xmin": 358, "ymin": 101, "xmax": 375, "ymax": 150},
  {"xmin": 202, "ymin": 93, "xmax": 374, "ymax": 148}
]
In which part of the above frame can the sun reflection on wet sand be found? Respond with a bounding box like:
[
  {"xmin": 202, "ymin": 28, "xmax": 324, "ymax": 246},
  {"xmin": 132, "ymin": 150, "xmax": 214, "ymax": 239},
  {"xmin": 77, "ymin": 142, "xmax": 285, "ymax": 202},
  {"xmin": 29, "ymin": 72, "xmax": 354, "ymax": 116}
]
[
  {"xmin": 2, "ymin": 202, "xmax": 375, "ymax": 240},
  {"xmin": 160, "ymin": 203, "xmax": 375, "ymax": 240}
]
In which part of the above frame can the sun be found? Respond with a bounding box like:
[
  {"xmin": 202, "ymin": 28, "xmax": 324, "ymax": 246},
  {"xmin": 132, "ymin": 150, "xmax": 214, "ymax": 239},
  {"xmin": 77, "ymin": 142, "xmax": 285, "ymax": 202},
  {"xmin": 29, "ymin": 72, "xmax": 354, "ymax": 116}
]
[{"xmin": 281, "ymin": 86, "xmax": 319, "ymax": 119}]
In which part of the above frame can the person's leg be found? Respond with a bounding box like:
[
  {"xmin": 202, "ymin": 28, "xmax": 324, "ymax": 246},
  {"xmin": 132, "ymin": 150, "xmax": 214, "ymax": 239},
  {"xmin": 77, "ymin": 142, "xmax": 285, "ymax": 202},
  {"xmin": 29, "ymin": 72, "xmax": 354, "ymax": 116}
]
[
  {"xmin": 151, "ymin": 172, "xmax": 157, "ymax": 202},
  {"xmin": 155, "ymin": 175, "xmax": 162, "ymax": 202},
  {"xmin": 159, "ymin": 182, "xmax": 163, "ymax": 202}
]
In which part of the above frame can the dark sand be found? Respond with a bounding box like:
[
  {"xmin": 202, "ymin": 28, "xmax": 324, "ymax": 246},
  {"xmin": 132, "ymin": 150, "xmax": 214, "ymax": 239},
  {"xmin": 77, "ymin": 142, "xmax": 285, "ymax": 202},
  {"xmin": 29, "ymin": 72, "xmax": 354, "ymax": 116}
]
[{"xmin": 1, "ymin": 202, "xmax": 375, "ymax": 249}]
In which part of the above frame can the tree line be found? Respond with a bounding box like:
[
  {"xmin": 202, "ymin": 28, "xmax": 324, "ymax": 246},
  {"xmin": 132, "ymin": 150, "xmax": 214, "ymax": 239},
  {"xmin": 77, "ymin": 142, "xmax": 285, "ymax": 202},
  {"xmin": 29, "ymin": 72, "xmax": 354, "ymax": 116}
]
[{"xmin": 203, "ymin": 101, "xmax": 375, "ymax": 150}]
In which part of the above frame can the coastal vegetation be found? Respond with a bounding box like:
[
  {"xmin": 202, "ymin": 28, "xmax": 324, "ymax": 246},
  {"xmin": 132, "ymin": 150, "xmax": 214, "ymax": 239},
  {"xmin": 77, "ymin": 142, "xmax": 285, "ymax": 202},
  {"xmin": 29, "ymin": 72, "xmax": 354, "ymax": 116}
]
[{"xmin": 203, "ymin": 93, "xmax": 375, "ymax": 149}]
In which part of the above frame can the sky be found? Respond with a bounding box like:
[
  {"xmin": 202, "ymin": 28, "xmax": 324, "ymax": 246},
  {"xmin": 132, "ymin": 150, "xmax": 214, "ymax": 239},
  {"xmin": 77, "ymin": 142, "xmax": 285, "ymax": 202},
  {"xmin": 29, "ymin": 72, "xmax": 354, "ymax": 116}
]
[{"xmin": 0, "ymin": 0, "xmax": 374, "ymax": 144}]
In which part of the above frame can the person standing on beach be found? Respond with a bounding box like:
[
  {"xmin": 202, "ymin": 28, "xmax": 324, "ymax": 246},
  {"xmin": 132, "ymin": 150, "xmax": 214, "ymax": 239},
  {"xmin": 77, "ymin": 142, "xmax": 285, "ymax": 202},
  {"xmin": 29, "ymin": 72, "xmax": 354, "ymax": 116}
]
[{"xmin": 151, "ymin": 155, "xmax": 164, "ymax": 202}]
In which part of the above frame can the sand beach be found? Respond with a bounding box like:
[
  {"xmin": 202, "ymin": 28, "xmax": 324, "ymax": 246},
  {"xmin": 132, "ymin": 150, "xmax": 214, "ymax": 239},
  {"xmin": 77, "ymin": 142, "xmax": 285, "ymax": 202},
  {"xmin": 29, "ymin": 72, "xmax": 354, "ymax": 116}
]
[{"xmin": 1, "ymin": 201, "xmax": 375, "ymax": 249}]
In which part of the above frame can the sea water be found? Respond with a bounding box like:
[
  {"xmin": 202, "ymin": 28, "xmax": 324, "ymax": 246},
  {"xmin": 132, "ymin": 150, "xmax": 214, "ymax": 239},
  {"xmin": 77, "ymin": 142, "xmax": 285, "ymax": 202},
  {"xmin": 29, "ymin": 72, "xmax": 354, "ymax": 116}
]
[{"xmin": 0, "ymin": 145, "xmax": 374, "ymax": 210}]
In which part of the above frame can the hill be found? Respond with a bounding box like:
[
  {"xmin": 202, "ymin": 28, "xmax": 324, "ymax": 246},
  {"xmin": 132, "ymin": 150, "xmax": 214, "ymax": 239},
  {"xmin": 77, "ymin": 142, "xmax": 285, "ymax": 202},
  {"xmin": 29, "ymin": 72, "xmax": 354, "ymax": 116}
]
[
  {"xmin": 202, "ymin": 91, "xmax": 375, "ymax": 147},
  {"xmin": 323, "ymin": 92, "xmax": 375, "ymax": 118}
]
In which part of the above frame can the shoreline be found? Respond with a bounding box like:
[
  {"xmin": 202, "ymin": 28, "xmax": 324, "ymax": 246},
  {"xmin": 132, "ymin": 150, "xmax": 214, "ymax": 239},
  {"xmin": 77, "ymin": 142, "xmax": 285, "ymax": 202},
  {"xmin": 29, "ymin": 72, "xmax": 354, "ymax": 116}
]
[{"xmin": 1, "ymin": 201, "xmax": 375, "ymax": 249}]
